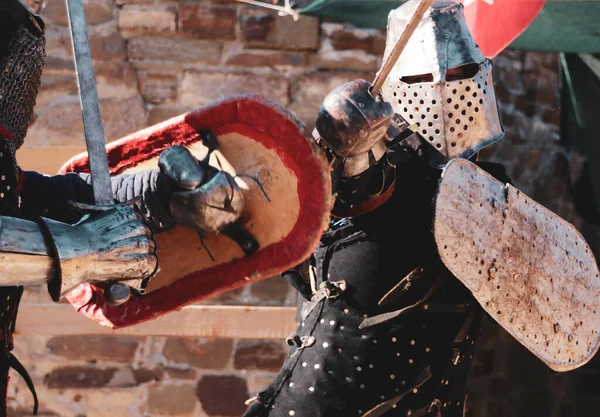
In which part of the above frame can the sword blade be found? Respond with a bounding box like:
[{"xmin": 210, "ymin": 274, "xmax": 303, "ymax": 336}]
[{"xmin": 65, "ymin": 0, "xmax": 113, "ymax": 205}]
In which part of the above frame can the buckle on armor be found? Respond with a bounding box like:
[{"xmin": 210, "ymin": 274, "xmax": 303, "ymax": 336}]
[{"xmin": 301, "ymin": 281, "xmax": 348, "ymax": 321}]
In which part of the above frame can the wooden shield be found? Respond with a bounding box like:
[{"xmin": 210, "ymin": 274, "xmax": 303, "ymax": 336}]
[
  {"xmin": 60, "ymin": 96, "xmax": 332, "ymax": 328},
  {"xmin": 434, "ymin": 159, "xmax": 600, "ymax": 372}
]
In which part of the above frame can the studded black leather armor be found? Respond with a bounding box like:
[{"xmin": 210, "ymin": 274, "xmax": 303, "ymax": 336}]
[{"xmin": 244, "ymin": 160, "xmax": 511, "ymax": 417}]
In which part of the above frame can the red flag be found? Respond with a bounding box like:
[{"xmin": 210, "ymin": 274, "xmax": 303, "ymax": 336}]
[{"xmin": 462, "ymin": 0, "xmax": 546, "ymax": 58}]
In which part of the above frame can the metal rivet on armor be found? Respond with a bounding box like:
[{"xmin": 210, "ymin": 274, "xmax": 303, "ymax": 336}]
[
  {"xmin": 410, "ymin": 340, "xmax": 416, "ymax": 345},
  {"xmin": 396, "ymin": 352, "xmax": 401, "ymax": 357},
  {"xmin": 392, "ymin": 337, "xmax": 397, "ymax": 343},
  {"xmin": 289, "ymin": 382, "xmax": 294, "ymax": 387},
  {"xmin": 329, "ymin": 320, "xmax": 335, "ymax": 326},
  {"xmin": 1, "ymin": 176, "xmax": 4, "ymax": 180},
  {"xmin": 320, "ymin": 319, "xmax": 325, "ymax": 324},
  {"xmin": 314, "ymin": 364, "xmax": 320, "ymax": 369},
  {"xmin": 322, "ymin": 342, "xmax": 329, "ymax": 348},
  {"xmin": 426, "ymin": 347, "xmax": 431, "ymax": 353},
  {"xmin": 360, "ymin": 384, "xmax": 365, "ymax": 389},
  {"xmin": 0, "ymin": 193, "xmax": 4, "ymax": 198},
  {"xmin": 413, "ymin": 389, "xmax": 419, "ymax": 394},
  {"xmin": 390, "ymin": 374, "xmax": 396, "ymax": 380},
  {"xmin": 289, "ymin": 410, "xmax": 296, "ymax": 416},
  {"xmin": 358, "ymin": 410, "xmax": 362, "ymax": 415},
  {"xmin": 340, "ymin": 326, "xmax": 345, "ymax": 330},
  {"xmin": 369, "ymin": 364, "xmax": 374, "ymax": 369},
  {"xmin": 302, "ymin": 362, "xmax": 307, "ymax": 367},
  {"xmin": 407, "ymin": 411, "xmax": 413, "ymax": 416},
  {"xmin": 343, "ymin": 309, "xmax": 349, "ymax": 314},
  {"xmin": 409, "ymin": 359, "xmax": 414, "ymax": 364},
  {"xmin": 380, "ymin": 396, "xmax": 386, "ymax": 400},
  {"xmin": 357, "ymin": 366, "xmax": 362, "ymax": 371},
  {"xmin": 309, "ymin": 387, "xmax": 315, "ymax": 392},
  {"xmin": 373, "ymin": 340, "xmax": 377, "ymax": 344}
]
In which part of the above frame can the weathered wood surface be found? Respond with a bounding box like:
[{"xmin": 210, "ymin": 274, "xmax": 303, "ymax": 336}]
[
  {"xmin": 434, "ymin": 158, "xmax": 600, "ymax": 372},
  {"xmin": 15, "ymin": 304, "xmax": 297, "ymax": 339}
]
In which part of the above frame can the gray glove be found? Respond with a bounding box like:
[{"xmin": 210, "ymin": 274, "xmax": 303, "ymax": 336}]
[
  {"xmin": 40, "ymin": 204, "xmax": 158, "ymax": 301},
  {"xmin": 158, "ymin": 145, "xmax": 245, "ymax": 234}
]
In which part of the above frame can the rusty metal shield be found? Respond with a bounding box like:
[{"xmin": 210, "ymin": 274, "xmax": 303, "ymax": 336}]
[
  {"xmin": 60, "ymin": 95, "xmax": 332, "ymax": 328},
  {"xmin": 434, "ymin": 158, "xmax": 600, "ymax": 372}
]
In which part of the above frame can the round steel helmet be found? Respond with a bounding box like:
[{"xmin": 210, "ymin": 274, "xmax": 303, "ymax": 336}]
[
  {"xmin": 0, "ymin": 0, "xmax": 46, "ymax": 152},
  {"xmin": 381, "ymin": 0, "xmax": 504, "ymax": 165}
]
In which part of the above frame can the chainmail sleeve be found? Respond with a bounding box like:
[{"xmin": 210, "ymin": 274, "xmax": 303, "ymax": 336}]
[{"xmin": 19, "ymin": 169, "xmax": 174, "ymax": 231}]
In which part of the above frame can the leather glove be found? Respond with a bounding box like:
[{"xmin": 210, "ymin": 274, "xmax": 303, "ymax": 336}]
[
  {"xmin": 158, "ymin": 145, "xmax": 245, "ymax": 234},
  {"xmin": 40, "ymin": 204, "xmax": 158, "ymax": 301}
]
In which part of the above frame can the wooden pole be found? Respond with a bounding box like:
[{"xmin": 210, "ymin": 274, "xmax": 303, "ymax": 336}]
[{"xmin": 371, "ymin": 0, "xmax": 434, "ymax": 96}]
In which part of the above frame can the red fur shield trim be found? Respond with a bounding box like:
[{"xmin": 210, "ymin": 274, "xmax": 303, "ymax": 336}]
[{"xmin": 60, "ymin": 96, "xmax": 331, "ymax": 328}]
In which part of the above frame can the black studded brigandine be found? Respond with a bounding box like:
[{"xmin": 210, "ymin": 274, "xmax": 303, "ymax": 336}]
[{"xmin": 243, "ymin": 159, "xmax": 512, "ymax": 417}]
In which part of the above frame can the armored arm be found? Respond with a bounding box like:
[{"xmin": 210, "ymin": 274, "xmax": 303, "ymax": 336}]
[
  {"xmin": 0, "ymin": 206, "xmax": 157, "ymax": 300},
  {"xmin": 20, "ymin": 143, "xmax": 243, "ymax": 234},
  {"xmin": 19, "ymin": 169, "xmax": 173, "ymax": 230}
]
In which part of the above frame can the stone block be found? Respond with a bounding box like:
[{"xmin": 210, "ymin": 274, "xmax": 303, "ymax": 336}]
[
  {"xmin": 89, "ymin": 28, "xmax": 127, "ymax": 61},
  {"xmin": 163, "ymin": 338, "xmax": 233, "ymax": 369},
  {"xmin": 45, "ymin": 366, "xmax": 117, "ymax": 389},
  {"xmin": 127, "ymin": 36, "xmax": 222, "ymax": 64},
  {"xmin": 249, "ymin": 276, "xmax": 289, "ymax": 304},
  {"xmin": 148, "ymin": 106, "xmax": 189, "ymax": 125},
  {"xmin": 224, "ymin": 50, "xmax": 306, "ymax": 67},
  {"xmin": 289, "ymin": 71, "xmax": 368, "ymax": 129},
  {"xmin": 47, "ymin": 336, "xmax": 140, "ymax": 362},
  {"xmin": 310, "ymin": 49, "xmax": 380, "ymax": 72},
  {"xmin": 196, "ymin": 374, "xmax": 249, "ymax": 416},
  {"xmin": 28, "ymin": 95, "xmax": 147, "ymax": 147},
  {"xmin": 148, "ymin": 383, "xmax": 197, "ymax": 416},
  {"xmin": 179, "ymin": 71, "xmax": 289, "ymax": 107},
  {"xmin": 118, "ymin": 6, "xmax": 176, "ymax": 34},
  {"xmin": 322, "ymin": 23, "xmax": 385, "ymax": 56},
  {"xmin": 233, "ymin": 340, "xmax": 287, "ymax": 371},
  {"xmin": 179, "ymin": 3, "xmax": 237, "ymax": 39},
  {"xmin": 138, "ymin": 72, "xmax": 179, "ymax": 104},
  {"xmin": 240, "ymin": 6, "xmax": 319, "ymax": 51}
]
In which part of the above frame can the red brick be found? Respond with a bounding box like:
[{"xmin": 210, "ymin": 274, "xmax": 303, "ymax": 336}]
[
  {"xmin": 41, "ymin": 0, "xmax": 114, "ymax": 26},
  {"xmin": 196, "ymin": 374, "xmax": 249, "ymax": 416},
  {"xmin": 233, "ymin": 340, "xmax": 287, "ymax": 371},
  {"xmin": 163, "ymin": 338, "xmax": 233, "ymax": 369},
  {"xmin": 47, "ymin": 336, "xmax": 140, "ymax": 362},
  {"xmin": 179, "ymin": 4, "xmax": 237, "ymax": 39}
]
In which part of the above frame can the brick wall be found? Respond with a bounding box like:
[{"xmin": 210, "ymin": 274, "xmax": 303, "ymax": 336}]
[{"xmin": 11, "ymin": 1, "xmax": 594, "ymax": 416}]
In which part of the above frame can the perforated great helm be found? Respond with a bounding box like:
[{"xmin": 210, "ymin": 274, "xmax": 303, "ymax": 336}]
[{"xmin": 381, "ymin": 0, "xmax": 503, "ymax": 164}]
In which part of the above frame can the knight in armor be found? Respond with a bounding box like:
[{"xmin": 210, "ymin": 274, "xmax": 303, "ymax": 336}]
[
  {"xmin": 243, "ymin": 1, "xmax": 592, "ymax": 416},
  {"xmin": 0, "ymin": 2, "xmax": 244, "ymax": 415}
]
